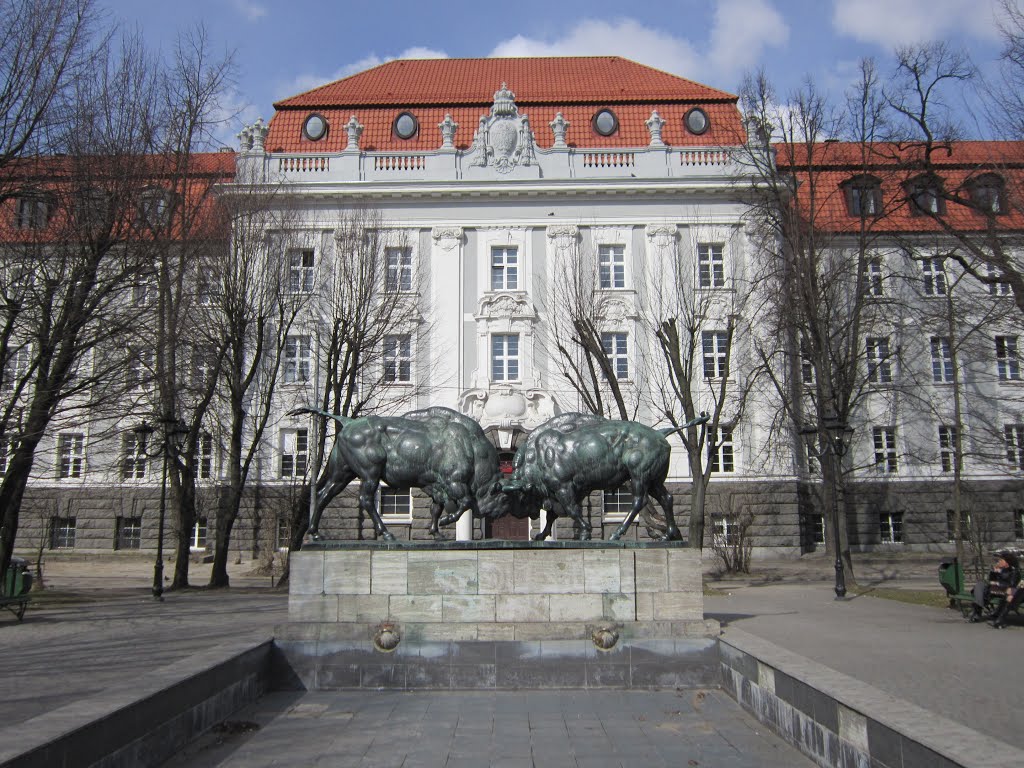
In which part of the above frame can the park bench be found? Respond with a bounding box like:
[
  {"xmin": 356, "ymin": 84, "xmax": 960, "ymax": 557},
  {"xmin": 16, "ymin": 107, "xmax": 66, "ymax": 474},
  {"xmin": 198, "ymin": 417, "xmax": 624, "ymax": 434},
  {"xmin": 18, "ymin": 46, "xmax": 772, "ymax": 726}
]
[
  {"xmin": 939, "ymin": 553, "xmax": 1022, "ymax": 622},
  {"xmin": 0, "ymin": 556, "xmax": 33, "ymax": 621}
]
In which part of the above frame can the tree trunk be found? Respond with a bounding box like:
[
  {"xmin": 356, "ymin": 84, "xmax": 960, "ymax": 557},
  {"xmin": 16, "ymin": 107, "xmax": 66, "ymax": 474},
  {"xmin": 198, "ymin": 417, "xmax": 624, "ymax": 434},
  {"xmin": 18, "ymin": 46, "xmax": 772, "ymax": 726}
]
[
  {"xmin": 688, "ymin": 477, "xmax": 707, "ymax": 549},
  {"xmin": 170, "ymin": 469, "xmax": 197, "ymax": 589}
]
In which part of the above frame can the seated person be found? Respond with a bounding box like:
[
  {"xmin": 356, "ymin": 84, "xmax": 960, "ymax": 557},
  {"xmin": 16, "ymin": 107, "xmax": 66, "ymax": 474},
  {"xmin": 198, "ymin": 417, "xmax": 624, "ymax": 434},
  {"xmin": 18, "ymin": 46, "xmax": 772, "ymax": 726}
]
[{"xmin": 970, "ymin": 552, "xmax": 1022, "ymax": 626}]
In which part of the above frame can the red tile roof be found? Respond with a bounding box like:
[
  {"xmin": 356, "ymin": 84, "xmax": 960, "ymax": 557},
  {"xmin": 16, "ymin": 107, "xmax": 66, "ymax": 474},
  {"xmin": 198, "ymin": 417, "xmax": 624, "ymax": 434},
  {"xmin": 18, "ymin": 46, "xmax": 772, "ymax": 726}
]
[
  {"xmin": 775, "ymin": 140, "xmax": 1024, "ymax": 234},
  {"xmin": 267, "ymin": 57, "xmax": 743, "ymax": 153}
]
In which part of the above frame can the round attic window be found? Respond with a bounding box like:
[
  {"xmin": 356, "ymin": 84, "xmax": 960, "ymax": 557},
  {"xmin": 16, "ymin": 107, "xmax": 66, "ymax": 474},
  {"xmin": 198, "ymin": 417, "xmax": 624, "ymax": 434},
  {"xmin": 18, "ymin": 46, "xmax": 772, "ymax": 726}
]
[
  {"xmin": 394, "ymin": 112, "xmax": 418, "ymax": 140},
  {"xmin": 684, "ymin": 107, "xmax": 709, "ymax": 136},
  {"xmin": 303, "ymin": 114, "xmax": 328, "ymax": 141},
  {"xmin": 592, "ymin": 109, "xmax": 618, "ymax": 137}
]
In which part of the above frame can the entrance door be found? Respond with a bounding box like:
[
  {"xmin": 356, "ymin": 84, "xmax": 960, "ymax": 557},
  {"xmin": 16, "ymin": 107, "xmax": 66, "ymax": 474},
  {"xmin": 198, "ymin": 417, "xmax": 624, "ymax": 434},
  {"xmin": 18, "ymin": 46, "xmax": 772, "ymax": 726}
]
[{"xmin": 486, "ymin": 452, "xmax": 530, "ymax": 540}]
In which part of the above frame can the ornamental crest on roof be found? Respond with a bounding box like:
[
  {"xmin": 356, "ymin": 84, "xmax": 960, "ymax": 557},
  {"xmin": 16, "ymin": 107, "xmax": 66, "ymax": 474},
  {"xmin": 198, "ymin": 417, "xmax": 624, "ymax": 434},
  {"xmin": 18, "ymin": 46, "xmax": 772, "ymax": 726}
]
[{"xmin": 467, "ymin": 83, "xmax": 537, "ymax": 174}]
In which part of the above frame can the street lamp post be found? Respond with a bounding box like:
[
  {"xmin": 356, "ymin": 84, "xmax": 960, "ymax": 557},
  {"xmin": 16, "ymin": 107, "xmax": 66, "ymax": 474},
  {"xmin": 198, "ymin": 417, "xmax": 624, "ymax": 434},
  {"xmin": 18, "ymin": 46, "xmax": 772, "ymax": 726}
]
[
  {"xmin": 134, "ymin": 417, "xmax": 189, "ymax": 601},
  {"xmin": 801, "ymin": 416, "xmax": 854, "ymax": 600}
]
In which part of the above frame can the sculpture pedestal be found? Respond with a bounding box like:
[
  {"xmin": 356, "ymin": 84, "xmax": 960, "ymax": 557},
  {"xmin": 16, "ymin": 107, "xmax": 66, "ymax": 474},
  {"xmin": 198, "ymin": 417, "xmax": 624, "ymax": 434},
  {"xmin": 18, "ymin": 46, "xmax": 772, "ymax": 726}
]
[{"xmin": 276, "ymin": 541, "xmax": 720, "ymax": 690}]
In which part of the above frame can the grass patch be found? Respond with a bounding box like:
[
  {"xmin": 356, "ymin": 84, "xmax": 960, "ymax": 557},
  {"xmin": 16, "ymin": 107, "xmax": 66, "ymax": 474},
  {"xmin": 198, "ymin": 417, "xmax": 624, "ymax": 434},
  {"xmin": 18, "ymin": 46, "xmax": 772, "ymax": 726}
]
[
  {"xmin": 853, "ymin": 586, "xmax": 950, "ymax": 609},
  {"xmin": 22, "ymin": 589, "xmax": 102, "ymax": 607},
  {"xmin": 703, "ymin": 586, "xmax": 731, "ymax": 597}
]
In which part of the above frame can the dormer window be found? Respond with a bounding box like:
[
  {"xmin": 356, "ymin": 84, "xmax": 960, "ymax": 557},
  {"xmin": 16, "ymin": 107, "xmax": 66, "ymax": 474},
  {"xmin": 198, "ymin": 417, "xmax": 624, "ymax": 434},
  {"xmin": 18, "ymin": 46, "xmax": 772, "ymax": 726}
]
[
  {"xmin": 684, "ymin": 107, "xmax": 709, "ymax": 136},
  {"xmin": 138, "ymin": 189, "xmax": 175, "ymax": 229},
  {"xmin": 393, "ymin": 112, "xmax": 418, "ymax": 140},
  {"xmin": 74, "ymin": 188, "xmax": 111, "ymax": 231},
  {"xmin": 968, "ymin": 173, "xmax": 1006, "ymax": 215},
  {"xmin": 592, "ymin": 109, "xmax": 618, "ymax": 137},
  {"xmin": 843, "ymin": 175, "xmax": 882, "ymax": 217},
  {"xmin": 303, "ymin": 114, "xmax": 328, "ymax": 142},
  {"xmin": 14, "ymin": 194, "xmax": 52, "ymax": 230},
  {"xmin": 907, "ymin": 175, "xmax": 945, "ymax": 215}
]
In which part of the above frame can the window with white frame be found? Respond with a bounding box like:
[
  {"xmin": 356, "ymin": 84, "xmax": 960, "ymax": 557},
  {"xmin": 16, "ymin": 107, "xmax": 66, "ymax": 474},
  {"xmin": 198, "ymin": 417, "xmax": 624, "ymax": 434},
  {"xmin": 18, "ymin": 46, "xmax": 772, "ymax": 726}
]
[
  {"xmin": 599, "ymin": 244, "xmax": 626, "ymax": 289},
  {"xmin": 0, "ymin": 435, "xmax": 13, "ymax": 475},
  {"xmin": 284, "ymin": 335, "xmax": 312, "ymax": 383},
  {"xmin": 805, "ymin": 443, "xmax": 820, "ymax": 474},
  {"xmin": 1005, "ymin": 424, "xmax": 1024, "ymax": 470},
  {"xmin": 866, "ymin": 336, "xmax": 892, "ymax": 384},
  {"xmin": 873, "ymin": 427, "xmax": 898, "ymax": 473},
  {"xmin": 50, "ymin": 516, "xmax": 76, "ymax": 548},
  {"xmin": 385, "ymin": 247, "xmax": 413, "ymax": 292},
  {"xmin": 133, "ymin": 273, "xmax": 156, "ymax": 307},
  {"xmin": 490, "ymin": 247, "xmax": 518, "ymax": 291},
  {"xmin": 709, "ymin": 428, "xmax": 734, "ymax": 473},
  {"xmin": 996, "ymin": 336, "xmax": 1020, "ymax": 381},
  {"xmin": 702, "ymin": 330, "xmax": 729, "ymax": 378},
  {"xmin": 2, "ymin": 344, "xmax": 31, "ymax": 390},
  {"xmin": 288, "ymin": 249, "xmax": 315, "ymax": 294},
  {"xmin": 121, "ymin": 432, "xmax": 147, "ymax": 479},
  {"xmin": 127, "ymin": 347, "xmax": 155, "ymax": 390},
  {"xmin": 921, "ymin": 258, "xmax": 947, "ymax": 296},
  {"xmin": 139, "ymin": 189, "xmax": 173, "ymax": 228},
  {"xmin": 190, "ymin": 347, "xmax": 217, "ymax": 389},
  {"xmin": 939, "ymin": 425, "xmax": 959, "ymax": 473},
  {"xmin": 987, "ymin": 265, "xmax": 1013, "ymax": 296},
  {"xmin": 601, "ymin": 332, "xmax": 629, "ymax": 380},
  {"xmin": 115, "ymin": 516, "xmax": 141, "ymax": 550},
  {"xmin": 879, "ymin": 512, "xmax": 904, "ymax": 544},
  {"xmin": 276, "ymin": 517, "xmax": 291, "ymax": 550},
  {"xmin": 57, "ymin": 433, "xmax": 84, "ymax": 479},
  {"xmin": 861, "ymin": 257, "xmax": 884, "ymax": 296},
  {"xmin": 379, "ymin": 486, "xmax": 413, "ymax": 522},
  {"xmin": 947, "ymin": 510, "xmax": 972, "ymax": 542},
  {"xmin": 14, "ymin": 195, "xmax": 51, "ymax": 230},
  {"xmin": 807, "ymin": 513, "xmax": 825, "ymax": 544},
  {"xmin": 383, "ymin": 334, "xmax": 412, "ymax": 383},
  {"xmin": 192, "ymin": 516, "xmax": 208, "ymax": 549},
  {"xmin": 697, "ymin": 244, "xmax": 725, "ymax": 289},
  {"xmin": 491, "ymin": 334, "xmax": 519, "ymax": 381},
  {"xmin": 800, "ymin": 339, "xmax": 815, "ymax": 385},
  {"xmin": 931, "ymin": 337, "xmax": 954, "ymax": 383},
  {"xmin": 197, "ymin": 432, "xmax": 214, "ymax": 480},
  {"xmin": 712, "ymin": 516, "xmax": 739, "ymax": 546},
  {"xmin": 280, "ymin": 428, "xmax": 308, "ymax": 479},
  {"xmin": 603, "ymin": 486, "xmax": 632, "ymax": 522},
  {"xmin": 196, "ymin": 265, "xmax": 218, "ymax": 306}
]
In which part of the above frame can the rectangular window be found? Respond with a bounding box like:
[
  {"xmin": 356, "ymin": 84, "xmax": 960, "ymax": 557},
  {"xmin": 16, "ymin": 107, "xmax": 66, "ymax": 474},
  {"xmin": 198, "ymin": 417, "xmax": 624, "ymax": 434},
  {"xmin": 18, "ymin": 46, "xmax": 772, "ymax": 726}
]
[
  {"xmin": 861, "ymin": 257, "xmax": 883, "ymax": 296},
  {"xmin": 603, "ymin": 486, "xmax": 633, "ymax": 522},
  {"xmin": 879, "ymin": 512, "xmax": 904, "ymax": 544},
  {"xmin": 284, "ymin": 335, "xmax": 312, "ymax": 383},
  {"xmin": 922, "ymin": 258, "xmax": 947, "ymax": 296},
  {"xmin": 383, "ymin": 334, "xmax": 412, "ymax": 383},
  {"xmin": 800, "ymin": 340, "xmax": 815, "ymax": 385},
  {"xmin": 996, "ymin": 336, "xmax": 1020, "ymax": 381},
  {"xmin": 190, "ymin": 348, "xmax": 217, "ymax": 389},
  {"xmin": 1015, "ymin": 510, "xmax": 1024, "ymax": 540},
  {"xmin": 133, "ymin": 274, "xmax": 156, "ymax": 307},
  {"xmin": 2, "ymin": 344, "xmax": 31, "ymax": 390},
  {"xmin": 50, "ymin": 516, "xmax": 76, "ymax": 548},
  {"xmin": 709, "ymin": 428, "xmax": 734, "ymax": 473},
  {"xmin": 0, "ymin": 435, "xmax": 13, "ymax": 475},
  {"xmin": 848, "ymin": 184, "xmax": 881, "ymax": 217},
  {"xmin": 947, "ymin": 510, "xmax": 973, "ymax": 543},
  {"xmin": 873, "ymin": 427, "xmax": 898, "ymax": 473},
  {"xmin": 939, "ymin": 425, "xmax": 959, "ymax": 473},
  {"xmin": 280, "ymin": 428, "xmax": 308, "ymax": 478},
  {"xmin": 490, "ymin": 247, "xmax": 518, "ymax": 291},
  {"xmin": 192, "ymin": 516, "xmax": 208, "ymax": 549},
  {"xmin": 931, "ymin": 337, "xmax": 953, "ymax": 383},
  {"xmin": 127, "ymin": 348, "xmax": 155, "ymax": 390},
  {"xmin": 599, "ymin": 244, "xmax": 626, "ymax": 289},
  {"xmin": 196, "ymin": 265, "xmax": 218, "ymax": 306},
  {"xmin": 712, "ymin": 517, "xmax": 739, "ymax": 546},
  {"xmin": 57, "ymin": 433, "xmax": 84, "ymax": 479},
  {"xmin": 491, "ymin": 334, "xmax": 520, "ymax": 381},
  {"xmin": 288, "ymin": 249, "xmax": 315, "ymax": 293},
  {"xmin": 601, "ymin": 332, "xmax": 629, "ymax": 380},
  {"xmin": 697, "ymin": 243, "xmax": 725, "ymax": 289},
  {"xmin": 809, "ymin": 513, "xmax": 825, "ymax": 544},
  {"xmin": 276, "ymin": 518, "xmax": 291, "ymax": 550},
  {"xmin": 702, "ymin": 331, "xmax": 729, "ymax": 378},
  {"xmin": 1005, "ymin": 424, "xmax": 1024, "ymax": 470},
  {"xmin": 115, "ymin": 516, "xmax": 142, "ymax": 550},
  {"xmin": 987, "ymin": 265, "xmax": 1012, "ymax": 296},
  {"xmin": 197, "ymin": 432, "xmax": 214, "ymax": 480},
  {"xmin": 121, "ymin": 433, "xmax": 147, "ymax": 480},
  {"xmin": 866, "ymin": 337, "xmax": 892, "ymax": 384},
  {"xmin": 805, "ymin": 443, "xmax": 820, "ymax": 474},
  {"xmin": 385, "ymin": 247, "xmax": 413, "ymax": 292},
  {"xmin": 15, "ymin": 196, "xmax": 50, "ymax": 230},
  {"xmin": 379, "ymin": 487, "xmax": 413, "ymax": 522}
]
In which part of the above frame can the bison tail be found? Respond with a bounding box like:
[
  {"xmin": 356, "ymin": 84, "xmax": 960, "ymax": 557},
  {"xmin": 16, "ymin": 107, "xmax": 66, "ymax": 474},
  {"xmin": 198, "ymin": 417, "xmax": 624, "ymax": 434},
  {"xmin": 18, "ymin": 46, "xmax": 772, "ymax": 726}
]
[{"xmin": 658, "ymin": 412, "xmax": 711, "ymax": 438}]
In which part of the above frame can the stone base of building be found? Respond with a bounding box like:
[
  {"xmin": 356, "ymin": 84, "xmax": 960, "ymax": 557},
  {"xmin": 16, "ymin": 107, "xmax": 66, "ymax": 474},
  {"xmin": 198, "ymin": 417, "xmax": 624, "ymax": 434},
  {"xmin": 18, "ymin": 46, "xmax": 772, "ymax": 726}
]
[{"xmin": 277, "ymin": 542, "xmax": 719, "ymax": 690}]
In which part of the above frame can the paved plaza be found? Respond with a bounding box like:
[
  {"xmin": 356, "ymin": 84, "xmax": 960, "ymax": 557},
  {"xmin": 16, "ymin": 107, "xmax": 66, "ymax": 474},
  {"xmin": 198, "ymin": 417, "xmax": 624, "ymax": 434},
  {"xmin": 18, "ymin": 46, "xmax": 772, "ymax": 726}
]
[{"xmin": 0, "ymin": 553, "xmax": 1018, "ymax": 766}]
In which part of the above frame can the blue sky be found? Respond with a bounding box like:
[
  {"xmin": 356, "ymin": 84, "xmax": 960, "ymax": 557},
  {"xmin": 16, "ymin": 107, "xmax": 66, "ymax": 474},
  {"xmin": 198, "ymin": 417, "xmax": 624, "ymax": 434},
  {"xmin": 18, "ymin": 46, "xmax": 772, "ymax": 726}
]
[{"xmin": 101, "ymin": 0, "xmax": 1010, "ymax": 146}]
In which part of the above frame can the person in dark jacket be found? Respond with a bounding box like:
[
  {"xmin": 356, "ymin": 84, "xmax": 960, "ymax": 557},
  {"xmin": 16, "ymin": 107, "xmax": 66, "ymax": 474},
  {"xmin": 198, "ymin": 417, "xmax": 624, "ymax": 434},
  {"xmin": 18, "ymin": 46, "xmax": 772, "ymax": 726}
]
[{"xmin": 971, "ymin": 552, "xmax": 1022, "ymax": 627}]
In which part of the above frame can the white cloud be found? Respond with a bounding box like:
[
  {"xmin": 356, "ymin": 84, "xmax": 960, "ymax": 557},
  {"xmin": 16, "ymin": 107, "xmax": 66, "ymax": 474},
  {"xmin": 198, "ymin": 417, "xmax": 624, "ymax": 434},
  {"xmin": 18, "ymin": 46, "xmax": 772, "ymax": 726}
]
[
  {"xmin": 229, "ymin": 0, "xmax": 267, "ymax": 22},
  {"xmin": 274, "ymin": 47, "xmax": 449, "ymax": 102},
  {"xmin": 833, "ymin": 0, "xmax": 1002, "ymax": 48},
  {"xmin": 487, "ymin": 4, "xmax": 789, "ymax": 86},
  {"xmin": 708, "ymin": 0, "xmax": 789, "ymax": 77}
]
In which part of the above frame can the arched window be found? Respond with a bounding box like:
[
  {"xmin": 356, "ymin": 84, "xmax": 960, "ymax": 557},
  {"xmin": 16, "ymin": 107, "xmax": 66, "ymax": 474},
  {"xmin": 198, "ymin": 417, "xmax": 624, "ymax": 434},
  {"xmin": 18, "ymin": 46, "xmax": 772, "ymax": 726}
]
[{"xmin": 842, "ymin": 175, "xmax": 882, "ymax": 217}]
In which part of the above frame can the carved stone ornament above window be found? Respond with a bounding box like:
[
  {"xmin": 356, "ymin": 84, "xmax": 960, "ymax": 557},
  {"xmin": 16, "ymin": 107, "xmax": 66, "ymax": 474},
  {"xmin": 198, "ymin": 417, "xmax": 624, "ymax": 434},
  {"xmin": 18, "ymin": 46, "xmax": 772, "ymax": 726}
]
[
  {"xmin": 601, "ymin": 297, "xmax": 635, "ymax": 322},
  {"xmin": 546, "ymin": 224, "xmax": 579, "ymax": 249},
  {"xmin": 645, "ymin": 224, "xmax": 678, "ymax": 248},
  {"xmin": 476, "ymin": 292, "xmax": 536, "ymax": 320},
  {"xmin": 466, "ymin": 83, "xmax": 538, "ymax": 173}
]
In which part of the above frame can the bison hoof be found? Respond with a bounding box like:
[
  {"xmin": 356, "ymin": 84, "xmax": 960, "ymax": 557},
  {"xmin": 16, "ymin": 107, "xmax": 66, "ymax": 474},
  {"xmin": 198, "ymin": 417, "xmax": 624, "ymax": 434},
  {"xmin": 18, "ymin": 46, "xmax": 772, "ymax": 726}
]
[
  {"xmin": 663, "ymin": 526, "xmax": 682, "ymax": 541},
  {"xmin": 307, "ymin": 530, "xmax": 322, "ymax": 542},
  {"xmin": 380, "ymin": 531, "xmax": 397, "ymax": 542},
  {"xmin": 608, "ymin": 532, "xmax": 621, "ymax": 541},
  {"xmin": 432, "ymin": 531, "xmax": 449, "ymax": 542}
]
